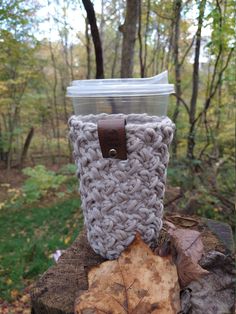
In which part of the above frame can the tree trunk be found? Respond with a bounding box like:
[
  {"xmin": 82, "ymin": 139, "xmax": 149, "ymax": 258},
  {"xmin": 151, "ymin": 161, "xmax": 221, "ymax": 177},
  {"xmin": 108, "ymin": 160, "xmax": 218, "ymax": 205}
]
[
  {"xmin": 143, "ymin": 0, "xmax": 151, "ymax": 77},
  {"xmin": 49, "ymin": 40, "xmax": 61, "ymax": 165},
  {"xmin": 99, "ymin": 0, "xmax": 105, "ymax": 43},
  {"xmin": 19, "ymin": 127, "xmax": 34, "ymax": 168},
  {"xmin": 186, "ymin": 0, "xmax": 206, "ymax": 160},
  {"xmin": 69, "ymin": 44, "xmax": 75, "ymax": 80},
  {"xmin": 138, "ymin": 0, "xmax": 151, "ymax": 78},
  {"xmin": 31, "ymin": 229, "xmax": 105, "ymax": 314},
  {"xmin": 138, "ymin": 0, "xmax": 144, "ymax": 77},
  {"xmin": 120, "ymin": 0, "xmax": 139, "ymax": 78},
  {"xmin": 85, "ymin": 18, "xmax": 91, "ymax": 79},
  {"xmin": 165, "ymin": 12, "xmax": 174, "ymax": 71},
  {"xmin": 111, "ymin": 30, "xmax": 121, "ymax": 78},
  {"xmin": 82, "ymin": 0, "xmax": 104, "ymax": 79},
  {"xmin": 172, "ymin": 0, "xmax": 182, "ymax": 158},
  {"xmin": 151, "ymin": 30, "xmax": 160, "ymax": 75},
  {"xmin": 111, "ymin": 0, "xmax": 122, "ymax": 78}
]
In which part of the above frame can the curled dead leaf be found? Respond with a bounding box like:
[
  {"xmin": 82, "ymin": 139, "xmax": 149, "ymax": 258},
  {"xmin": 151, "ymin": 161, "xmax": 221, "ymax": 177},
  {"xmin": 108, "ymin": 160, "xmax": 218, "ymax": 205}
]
[
  {"xmin": 176, "ymin": 254, "xmax": 208, "ymax": 287},
  {"xmin": 167, "ymin": 225, "xmax": 209, "ymax": 287}
]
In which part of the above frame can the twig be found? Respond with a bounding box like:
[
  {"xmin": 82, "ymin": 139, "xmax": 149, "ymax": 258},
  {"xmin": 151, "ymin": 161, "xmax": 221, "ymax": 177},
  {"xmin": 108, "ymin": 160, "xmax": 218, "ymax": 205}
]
[
  {"xmin": 179, "ymin": 35, "xmax": 196, "ymax": 67},
  {"xmin": 172, "ymin": 94, "xmax": 190, "ymax": 115},
  {"xmin": 165, "ymin": 215, "xmax": 200, "ymax": 224},
  {"xmin": 198, "ymin": 111, "xmax": 211, "ymax": 159},
  {"xmin": 164, "ymin": 193, "xmax": 183, "ymax": 206},
  {"xmin": 193, "ymin": 47, "xmax": 234, "ymax": 125}
]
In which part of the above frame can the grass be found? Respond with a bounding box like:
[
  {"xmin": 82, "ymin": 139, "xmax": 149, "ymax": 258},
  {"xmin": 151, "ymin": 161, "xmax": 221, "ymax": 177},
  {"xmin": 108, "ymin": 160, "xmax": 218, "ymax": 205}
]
[{"xmin": 0, "ymin": 196, "xmax": 82, "ymax": 301}]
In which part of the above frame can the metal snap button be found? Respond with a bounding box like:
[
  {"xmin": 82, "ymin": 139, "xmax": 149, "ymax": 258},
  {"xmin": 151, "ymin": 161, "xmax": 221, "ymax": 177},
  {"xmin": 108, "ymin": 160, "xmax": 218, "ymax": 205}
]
[{"xmin": 109, "ymin": 148, "xmax": 117, "ymax": 158}]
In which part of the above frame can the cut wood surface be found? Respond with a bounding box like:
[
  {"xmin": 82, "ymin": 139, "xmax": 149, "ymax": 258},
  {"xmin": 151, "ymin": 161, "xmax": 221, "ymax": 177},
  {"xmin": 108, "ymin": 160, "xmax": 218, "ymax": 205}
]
[
  {"xmin": 30, "ymin": 215, "xmax": 234, "ymax": 314},
  {"xmin": 31, "ymin": 229, "xmax": 105, "ymax": 314}
]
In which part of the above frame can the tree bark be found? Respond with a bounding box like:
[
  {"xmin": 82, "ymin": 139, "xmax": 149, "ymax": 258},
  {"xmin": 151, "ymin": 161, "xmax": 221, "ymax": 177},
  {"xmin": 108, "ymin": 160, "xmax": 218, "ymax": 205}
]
[
  {"xmin": 143, "ymin": 0, "xmax": 151, "ymax": 77},
  {"xmin": 48, "ymin": 40, "xmax": 61, "ymax": 165},
  {"xmin": 120, "ymin": 0, "xmax": 139, "ymax": 78},
  {"xmin": 6, "ymin": 88, "xmax": 26, "ymax": 170},
  {"xmin": 138, "ymin": 0, "xmax": 144, "ymax": 77},
  {"xmin": 172, "ymin": 0, "xmax": 182, "ymax": 158},
  {"xmin": 82, "ymin": 0, "xmax": 104, "ymax": 79},
  {"xmin": 111, "ymin": 1, "xmax": 122, "ymax": 78},
  {"xmin": 85, "ymin": 18, "xmax": 91, "ymax": 79},
  {"xmin": 111, "ymin": 30, "xmax": 121, "ymax": 78},
  {"xmin": 138, "ymin": 0, "xmax": 151, "ymax": 78},
  {"xmin": 186, "ymin": 0, "xmax": 206, "ymax": 160},
  {"xmin": 0, "ymin": 120, "xmax": 8, "ymax": 163},
  {"xmin": 31, "ymin": 229, "xmax": 105, "ymax": 314},
  {"xmin": 19, "ymin": 127, "xmax": 34, "ymax": 168},
  {"xmin": 99, "ymin": 0, "xmax": 105, "ymax": 43}
]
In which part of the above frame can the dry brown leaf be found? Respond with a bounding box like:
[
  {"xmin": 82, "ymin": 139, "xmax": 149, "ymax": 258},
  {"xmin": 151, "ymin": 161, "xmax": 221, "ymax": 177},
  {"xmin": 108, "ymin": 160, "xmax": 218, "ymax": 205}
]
[
  {"xmin": 167, "ymin": 225, "xmax": 209, "ymax": 287},
  {"xmin": 169, "ymin": 228, "xmax": 204, "ymax": 263},
  {"xmin": 0, "ymin": 292, "xmax": 31, "ymax": 314},
  {"xmin": 176, "ymin": 254, "xmax": 208, "ymax": 287},
  {"xmin": 75, "ymin": 234, "xmax": 180, "ymax": 314},
  {"xmin": 184, "ymin": 251, "xmax": 235, "ymax": 314}
]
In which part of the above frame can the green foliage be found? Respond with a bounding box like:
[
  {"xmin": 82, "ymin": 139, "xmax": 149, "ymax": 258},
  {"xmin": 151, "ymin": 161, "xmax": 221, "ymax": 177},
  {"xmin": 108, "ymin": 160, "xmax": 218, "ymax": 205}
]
[
  {"xmin": 0, "ymin": 0, "xmax": 41, "ymax": 165},
  {"xmin": 216, "ymin": 160, "xmax": 235, "ymax": 198},
  {"xmin": 0, "ymin": 0, "xmax": 38, "ymax": 40},
  {"xmin": 0, "ymin": 197, "xmax": 82, "ymax": 300},
  {"xmin": 0, "ymin": 164, "xmax": 78, "ymax": 210},
  {"xmin": 167, "ymin": 158, "xmax": 235, "ymax": 225},
  {"xmin": 22, "ymin": 165, "xmax": 67, "ymax": 203},
  {"xmin": 58, "ymin": 163, "xmax": 77, "ymax": 175},
  {"xmin": 58, "ymin": 163, "xmax": 78, "ymax": 193}
]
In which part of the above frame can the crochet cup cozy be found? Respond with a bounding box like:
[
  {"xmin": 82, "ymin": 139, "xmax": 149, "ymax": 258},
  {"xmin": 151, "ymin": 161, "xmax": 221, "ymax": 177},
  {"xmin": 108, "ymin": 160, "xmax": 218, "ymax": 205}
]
[{"xmin": 69, "ymin": 114, "xmax": 175, "ymax": 259}]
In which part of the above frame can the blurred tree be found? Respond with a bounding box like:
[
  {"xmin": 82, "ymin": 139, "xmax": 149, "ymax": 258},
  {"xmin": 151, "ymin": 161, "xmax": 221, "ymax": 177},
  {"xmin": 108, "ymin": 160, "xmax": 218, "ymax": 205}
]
[
  {"xmin": 85, "ymin": 17, "xmax": 92, "ymax": 78},
  {"xmin": 120, "ymin": 0, "xmax": 139, "ymax": 77},
  {"xmin": 82, "ymin": 0, "xmax": 104, "ymax": 78},
  {"xmin": 0, "ymin": 0, "xmax": 40, "ymax": 169},
  {"xmin": 187, "ymin": 0, "xmax": 207, "ymax": 160},
  {"xmin": 138, "ymin": 0, "xmax": 151, "ymax": 77}
]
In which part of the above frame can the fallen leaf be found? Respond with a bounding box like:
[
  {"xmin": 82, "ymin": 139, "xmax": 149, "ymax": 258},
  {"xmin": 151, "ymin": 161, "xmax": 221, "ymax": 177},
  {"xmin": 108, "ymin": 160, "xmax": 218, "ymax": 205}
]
[
  {"xmin": 180, "ymin": 251, "xmax": 235, "ymax": 314},
  {"xmin": 10, "ymin": 289, "xmax": 20, "ymax": 299},
  {"xmin": 0, "ymin": 292, "xmax": 31, "ymax": 314},
  {"xmin": 176, "ymin": 254, "xmax": 209, "ymax": 287},
  {"xmin": 169, "ymin": 228, "xmax": 204, "ymax": 263},
  {"xmin": 75, "ymin": 234, "xmax": 180, "ymax": 314},
  {"xmin": 167, "ymin": 225, "xmax": 208, "ymax": 287},
  {"xmin": 64, "ymin": 236, "xmax": 71, "ymax": 244},
  {"xmin": 20, "ymin": 294, "xmax": 30, "ymax": 303},
  {"xmin": 6, "ymin": 278, "xmax": 13, "ymax": 285},
  {"xmin": 165, "ymin": 215, "xmax": 199, "ymax": 228}
]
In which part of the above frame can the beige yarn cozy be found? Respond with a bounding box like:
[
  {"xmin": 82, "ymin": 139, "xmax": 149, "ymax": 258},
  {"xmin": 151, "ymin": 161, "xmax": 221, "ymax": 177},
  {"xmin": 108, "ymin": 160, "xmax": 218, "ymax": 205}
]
[{"xmin": 69, "ymin": 113, "xmax": 175, "ymax": 259}]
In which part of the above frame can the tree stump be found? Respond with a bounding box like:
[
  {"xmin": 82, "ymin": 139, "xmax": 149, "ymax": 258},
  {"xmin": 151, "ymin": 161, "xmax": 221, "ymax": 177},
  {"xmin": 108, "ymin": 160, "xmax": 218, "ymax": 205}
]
[
  {"xmin": 30, "ymin": 217, "xmax": 234, "ymax": 314},
  {"xmin": 31, "ymin": 229, "xmax": 105, "ymax": 314}
]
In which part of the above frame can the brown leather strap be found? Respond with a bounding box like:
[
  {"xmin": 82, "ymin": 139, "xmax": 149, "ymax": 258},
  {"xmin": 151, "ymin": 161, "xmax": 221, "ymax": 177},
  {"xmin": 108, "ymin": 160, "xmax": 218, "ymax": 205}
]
[{"xmin": 97, "ymin": 118, "xmax": 127, "ymax": 160}]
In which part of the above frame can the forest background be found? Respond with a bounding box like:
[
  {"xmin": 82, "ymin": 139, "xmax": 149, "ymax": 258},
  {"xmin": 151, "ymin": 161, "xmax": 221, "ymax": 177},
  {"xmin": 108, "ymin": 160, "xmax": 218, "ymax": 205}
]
[{"xmin": 0, "ymin": 0, "xmax": 235, "ymax": 305}]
